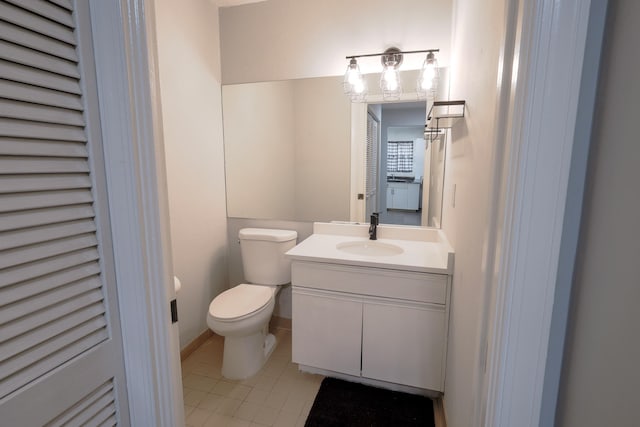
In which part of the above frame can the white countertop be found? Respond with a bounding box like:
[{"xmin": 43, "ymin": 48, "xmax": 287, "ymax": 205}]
[{"xmin": 285, "ymin": 222, "xmax": 454, "ymax": 274}]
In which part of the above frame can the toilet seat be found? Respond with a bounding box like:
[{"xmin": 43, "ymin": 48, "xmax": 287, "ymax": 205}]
[{"xmin": 209, "ymin": 284, "xmax": 273, "ymax": 322}]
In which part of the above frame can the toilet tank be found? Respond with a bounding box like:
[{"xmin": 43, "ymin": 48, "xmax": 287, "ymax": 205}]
[{"xmin": 239, "ymin": 228, "xmax": 298, "ymax": 285}]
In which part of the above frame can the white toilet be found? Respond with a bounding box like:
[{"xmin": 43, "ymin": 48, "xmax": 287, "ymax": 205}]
[{"xmin": 207, "ymin": 228, "xmax": 297, "ymax": 380}]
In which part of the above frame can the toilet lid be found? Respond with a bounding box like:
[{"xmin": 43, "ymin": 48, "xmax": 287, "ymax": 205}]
[{"xmin": 209, "ymin": 284, "xmax": 273, "ymax": 320}]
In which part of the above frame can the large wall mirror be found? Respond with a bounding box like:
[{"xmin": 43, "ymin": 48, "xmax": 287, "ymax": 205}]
[{"xmin": 222, "ymin": 69, "xmax": 448, "ymax": 227}]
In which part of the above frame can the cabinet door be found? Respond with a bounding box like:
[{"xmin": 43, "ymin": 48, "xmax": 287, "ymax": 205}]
[
  {"xmin": 395, "ymin": 184, "xmax": 409, "ymax": 209},
  {"xmin": 387, "ymin": 183, "xmax": 410, "ymax": 209},
  {"xmin": 292, "ymin": 288, "xmax": 362, "ymax": 376},
  {"xmin": 407, "ymin": 183, "xmax": 421, "ymax": 210},
  {"xmin": 386, "ymin": 186, "xmax": 394, "ymax": 208},
  {"xmin": 362, "ymin": 300, "xmax": 446, "ymax": 391}
]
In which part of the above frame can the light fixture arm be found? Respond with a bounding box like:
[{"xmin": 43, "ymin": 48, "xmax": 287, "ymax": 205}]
[{"xmin": 345, "ymin": 48, "xmax": 439, "ymax": 61}]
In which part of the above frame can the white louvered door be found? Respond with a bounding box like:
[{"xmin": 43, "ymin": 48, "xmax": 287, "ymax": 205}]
[
  {"xmin": 365, "ymin": 111, "xmax": 379, "ymax": 218},
  {"xmin": 0, "ymin": 1, "xmax": 130, "ymax": 425}
]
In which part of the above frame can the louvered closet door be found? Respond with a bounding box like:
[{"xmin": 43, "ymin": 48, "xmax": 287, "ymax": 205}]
[
  {"xmin": 365, "ymin": 112, "xmax": 379, "ymax": 217},
  {"xmin": 0, "ymin": 1, "xmax": 130, "ymax": 425}
]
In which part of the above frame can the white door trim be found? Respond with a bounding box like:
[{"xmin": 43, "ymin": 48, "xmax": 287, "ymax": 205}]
[
  {"xmin": 89, "ymin": 1, "xmax": 183, "ymax": 426},
  {"xmin": 91, "ymin": 0, "xmax": 608, "ymax": 426},
  {"xmin": 483, "ymin": 0, "xmax": 608, "ymax": 426}
]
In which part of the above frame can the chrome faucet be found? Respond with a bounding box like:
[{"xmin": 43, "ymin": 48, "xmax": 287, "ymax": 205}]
[{"xmin": 369, "ymin": 212, "xmax": 379, "ymax": 240}]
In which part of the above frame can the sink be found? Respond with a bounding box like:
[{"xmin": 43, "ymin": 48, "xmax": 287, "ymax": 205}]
[{"xmin": 336, "ymin": 240, "xmax": 404, "ymax": 257}]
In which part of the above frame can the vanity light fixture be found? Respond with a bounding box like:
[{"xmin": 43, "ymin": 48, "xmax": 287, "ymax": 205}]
[{"xmin": 343, "ymin": 47, "xmax": 439, "ymax": 102}]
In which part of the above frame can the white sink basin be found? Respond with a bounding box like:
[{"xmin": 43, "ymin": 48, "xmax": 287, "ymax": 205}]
[{"xmin": 336, "ymin": 240, "xmax": 404, "ymax": 257}]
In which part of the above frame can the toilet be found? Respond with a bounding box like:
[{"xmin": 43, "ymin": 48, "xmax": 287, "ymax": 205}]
[{"xmin": 207, "ymin": 228, "xmax": 297, "ymax": 380}]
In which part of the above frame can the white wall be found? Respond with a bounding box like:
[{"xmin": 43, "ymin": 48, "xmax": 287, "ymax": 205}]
[
  {"xmin": 154, "ymin": 0, "xmax": 229, "ymax": 349},
  {"xmin": 442, "ymin": 0, "xmax": 507, "ymax": 425},
  {"xmin": 555, "ymin": 1, "xmax": 640, "ymax": 425},
  {"xmin": 219, "ymin": 0, "xmax": 453, "ymax": 84}
]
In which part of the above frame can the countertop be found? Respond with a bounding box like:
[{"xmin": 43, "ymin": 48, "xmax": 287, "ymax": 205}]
[{"xmin": 285, "ymin": 223, "xmax": 454, "ymax": 274}]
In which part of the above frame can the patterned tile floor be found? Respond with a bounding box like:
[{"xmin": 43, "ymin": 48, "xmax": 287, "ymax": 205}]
[{"xmin": 181, "ymin": 328, "xmax": 323, "ymax": 427}]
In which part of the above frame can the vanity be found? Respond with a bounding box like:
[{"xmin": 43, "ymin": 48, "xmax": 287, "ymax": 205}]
[{"xmin": 286, "ymin": 222, "xmax": 454, "ymax": 394}]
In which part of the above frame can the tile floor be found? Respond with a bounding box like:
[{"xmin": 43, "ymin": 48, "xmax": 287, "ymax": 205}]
[{"xmin": 180, "ymin": 327, "xmax": 323, "ymax": 427}]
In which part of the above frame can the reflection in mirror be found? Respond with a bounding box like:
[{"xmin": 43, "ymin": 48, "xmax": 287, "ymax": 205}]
[
  {"xmin": 363, "ymin": 101, "xmax": 446, "ymax": 228},
  {"xmin": 365, "ymin": 102, "xmax": 427, "ymax": 226},
  {"xmin": 222, "ymin": 71, "xmax": 447, "ymax": 227},
  {"xmin": 222, "ymin": 77, "xmax": 351, "ymax": 222}
]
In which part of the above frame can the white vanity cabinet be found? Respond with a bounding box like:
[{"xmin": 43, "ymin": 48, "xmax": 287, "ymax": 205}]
[
  {"xmin": 291, "ymin": 260, "xmax": 451, "ymax": 392},
  {"xmin": 387, "ymin": 182, "xmax": 421, "ymax": 210}
]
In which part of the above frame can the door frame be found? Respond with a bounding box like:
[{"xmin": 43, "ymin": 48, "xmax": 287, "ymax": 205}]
[
  {"xmin": 479, "ymin": 0, "xmax": 608, "ymax": 426},
  {"xmin": 88, "ymin": 0, "xmax": 183, "ymax": 425},
  {"xmin": 100, "ymin": 1, "xmax": 608, "ymax": 427}
]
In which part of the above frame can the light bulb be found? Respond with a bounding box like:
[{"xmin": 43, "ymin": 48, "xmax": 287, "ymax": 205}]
[
  {"xmin": 384, "ymin": 67, "xmax": 398, "ymax": 90},
  {"xmin": 353, "ymin": 79, "xmax": 365, "ymax": 94},
  {"xmin": 420, "ymin": 74, "xmax": 433, "ymax": 91},
  {"xmin": 380, "ymin": 64, "xmax": 401, "ymax": 100},
  {"xmin": 347, "ymin": 68, "xmax": 360, "ymax": 85}
]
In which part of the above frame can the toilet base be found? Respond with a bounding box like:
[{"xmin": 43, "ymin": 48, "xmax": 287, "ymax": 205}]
[
  {"xmin": 221, "ymin": 327, "xmax": 277, "ymax": 380},
  {"xmin": 264, "ymin": 333, "xmax": 276, "ymax": 360}
]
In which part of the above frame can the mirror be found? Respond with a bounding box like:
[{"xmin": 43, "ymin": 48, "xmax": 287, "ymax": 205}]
[
  {"xmin": 363, "ymin": 101, "xmax": 446, "ymax": 228},
  {"xmin": 222, "ymin": 70, "xmax": 448, "ymax": 227},
  {"xmin": 222, "ymin": 77, "xmax": 351, "ymax": 223}
]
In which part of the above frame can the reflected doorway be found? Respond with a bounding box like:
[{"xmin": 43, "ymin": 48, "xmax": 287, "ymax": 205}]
[{"xmin": 365, "ymin": 101, "xmax": 427, "ymax": 226}]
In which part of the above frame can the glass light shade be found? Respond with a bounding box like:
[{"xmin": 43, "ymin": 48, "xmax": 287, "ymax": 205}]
[
  {"xmin": 350, "ymin": 78, "xmax": 367, "ymax": 102},
  {"xmin": 380, "ymin": 65, "xmax": 402, "ymax": 100},
  {"xmin": 417, "ymin": 53, "xmax": 439, "ymax": 99},
  {"xmin": 343, "ymin": 58, "xmax": 366, "ymax": 97}
]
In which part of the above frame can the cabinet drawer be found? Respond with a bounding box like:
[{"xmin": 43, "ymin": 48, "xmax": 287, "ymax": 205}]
[{"xmin": 292, "ymin": 261, "xmax": 447, "ymax": 304}]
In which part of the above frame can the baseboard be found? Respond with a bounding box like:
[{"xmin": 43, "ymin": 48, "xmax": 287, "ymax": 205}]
[
  {"xmin": 180, "ymin": 329, "xmax": 213, "ymax": 361},
  {"xmin": 434, "ymin": 396, "xmax": 447, "ymax": 427},
  {"xmin": 270, "ymin": 315, "xmax": 292, "ymax": 331}
]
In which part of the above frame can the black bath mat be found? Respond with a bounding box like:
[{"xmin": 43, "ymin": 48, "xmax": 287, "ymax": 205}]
[{"xmin": 305, "ymin": 377, "xmax": 434, "ymax": 427}]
